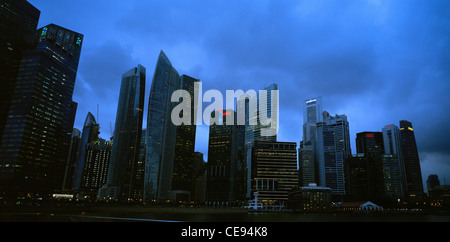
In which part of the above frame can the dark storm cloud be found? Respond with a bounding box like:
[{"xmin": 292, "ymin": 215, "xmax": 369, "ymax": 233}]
[{"xmin": 73, "ymin": 41, "xmax": 140, "ymax": 133}]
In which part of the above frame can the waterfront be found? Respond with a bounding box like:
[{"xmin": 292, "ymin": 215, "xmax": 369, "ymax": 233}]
[{"xmin": 1, "ymin": 207, "xmax": 449, "ymax": 222}]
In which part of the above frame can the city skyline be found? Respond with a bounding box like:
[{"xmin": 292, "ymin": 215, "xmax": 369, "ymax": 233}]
[{"xmin": 27, "ymin": 0, "xmax": 450, "ymax": 192}]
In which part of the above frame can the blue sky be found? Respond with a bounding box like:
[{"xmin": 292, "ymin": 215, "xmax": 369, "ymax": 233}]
[{"xmin": 29, "ymin": 0, "xmax": 450, "ymax": 190}]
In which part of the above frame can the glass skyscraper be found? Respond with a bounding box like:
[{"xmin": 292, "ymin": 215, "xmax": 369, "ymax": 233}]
[
  {"xmin": 0, "ymin": 0, "xmax": 40, "ymax": 144},
  {"xmin": 0, "ymin": 22, "xmax": 83, "ymax": 198},
  {"xmin": 99, "ymin": 65, "xmax": 146, "ymax": 202},
  {"xmin": 144, "ymin": 50, "xmax": 180, "ymax": 202},
  {"xmin": 399, "ymin": 120, "xmax": 424, "ymax": 203},
  {"xmin": 144, "ymin": 51, "xmax": 200, "ymax": 202},
  {"xmin": 72, "ymin": 112, "xmax": 99, "ymax": 191},
  {"xmin": 316, "ymin": 111, "xmax": 351, "ymax": 196},
  {"xmin": 382, "ymin": 124, "xmax": 405, "ymax": 199},
  {"xmin": 299, "ymin": 97, "xmax": 323, "ymax": 187}
]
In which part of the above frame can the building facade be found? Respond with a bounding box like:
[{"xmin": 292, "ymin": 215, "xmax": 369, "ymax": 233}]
[
  {"xmin": 299, "ymin": 97, "xmax": 322, "ymax": 187},
  {"xmin": 250, "ymin": 141, "xmax": 298, "ymax": 206},
  {"xmin": 399, "ymin": 120, "xmax": 424, "ymax": 203},
  {"xmin": 316, "ymin": 112, "xmax": 351, "ymax": 197},
  {"xmin": 206, "ymin": 110, "xmax": 239, "ymax": 205},
  {"xmin": 0, "ymin": 22, "xmax": 83, "ymax": 198},
  {"xmin": 99, "ymin": 65, "xmax": 146, "ymax": 202},
  {"xmin": 144, "ymin": 50, "xmax": 180, "ymax": 202}
]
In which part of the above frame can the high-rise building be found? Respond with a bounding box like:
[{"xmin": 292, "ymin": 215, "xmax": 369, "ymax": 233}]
[
  {"xmin": 206, "ymin": 109, "xmax": 239, "ymax": 205},
  {"xmin": 298, "ymin": 140, "xmax": 316, "ymax": 186},
  {"xmin": 62, "ymin": 128, "xmax": 81, "ymax": 192},
  {"xmin": 302, "ymin": 97, "xmax": 323, "ymax": 143},
  {"xmin": 399, "ymin": 120, "xmax": 424, "ymax": 202},
  {"xmin": 0, "ymin": 0, "xmax": 40, "ymax": 144},
  {"xmin": 144, "ymin": 50, "xmax": 180, "ymax": 202},
  {"xmin": 316, "ymin": 111, "xmax": 351, "ymax": 197},
  {"xmin": 72, "ymin": 112, "xmax": 99, "ymax": 191},
  {"xmin": 99, "ymin": 65, "xmax": 145, "ymax": 202},
  {"xmin": 0, "ymin": 23, "xmax": 83, "ymax": 198},
  {"xmin": 299, "ymin": 97, "xmax": 322, "ymax": 187},
  {"xmin": 355, "ymin": 132, "xmax": 385, "ymax": 201},
  {"xmin": 79, "ymin": 139, "xmax": 112, "ymax": 200},
  {"xmin": 169, "ymin": 74, "xmax": 199, "ymax": 201},
  {"xmin": 382, "ymin": 124, "xmax": 405, "ymax": 199},
  {"xmin": 242, "ymin": 84, "xmax": 278, "ymax": 198},
  {"xmin": 250, "ymin": 141, "xmax": 298, "ymax": 206},
  {"xmin": 144, "ymin": 51, "xmax": 200, "ymax": 202}
]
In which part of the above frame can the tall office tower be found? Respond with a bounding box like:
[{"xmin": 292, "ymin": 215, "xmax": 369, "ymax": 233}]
[
  {"xmin": 169, "ymin": 74, "xmax": 199, "ymax": 201},
  {"xmin": 206, "ymin": 110, "xmax": 239, "ymax": 205},
  {"xmin": 344, "ymin": 154, "xmax": 371, "ymax": 201},
  {"xmin": 298, "ymin": 140, "xmax": 316, "ymax": 186},
  {"xmin": 250, "ymin": 141, "xmax": 298, "ymax": 206},
  {"xmin": 399, "ymin": 120, "xmax": 424, "ymax": 202},
  {"xmin": 302, "ymin": 97, "xmax": 323, "ymax": 143},
  {"xmin": 72, "ymin": 112, "xmax": 99, "ymax": 191},
  {"xmin": 79, "ymin": 139, "xmax": 112, "ymax": 200},
  {"xmin": 100, "ymin": 65, "xmax": 146, "ymax": 202},
  {"xmin": 243, "ymin": 84, "xmax": 278, "ymax": 198},
  {"xmin": 0, "ymin": 0, "xmax": 40, "ymax": 144},
  {"xmin": 0, "ymin": 23, "xmax": 83, "ymax": 198},
  {"xmin": 299, "ymin": 97, "xmax": 322, "ymax": 187},
  {"xmin": 381, "ymin": 154, "xmax": 404, "ymax": 200},
  {"xmin": 356, "ymin": 132, "xmax": 385, "ymax": 201},
  {"xmin": 62, "ymin": 128, "xmax": 81, "ymax": 192},
  {"xmin": 316, "ymin": 111, "xmax": 351, "ymax": 197},
  {"xmin": 382, "ymin": 124, "xmax": 406, "ymax": 199},
  {"xmin": 144, "ymin": 50, "xmax": 180, "ymax": 202}
]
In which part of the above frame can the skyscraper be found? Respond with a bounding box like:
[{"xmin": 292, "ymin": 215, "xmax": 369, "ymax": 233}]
[
  {"xmin": 144, "ymin": 51, "xmax": 200, "ymax": 202},
  {"xmin": 316, "ymin": 111, "xmax": 351, "ymax": 197},
  {"xmin": 0, "ymin": 23, "xmax": 83, "ymax": 198},
  {"xmin": 0, "ymin": 0, "xmax": 40, "ymax": 144},
  {"xmin": 299, "ymin": 97, "xmax": 322, "ymax": 187},
  {"xmin": 206, "ymin": 109, "xmax": 239, "ymax": 205},
  {"xmin": 399, "ymin": 120, "xmax": 424, "ymax": 203},
  {"xmin": 250, "ymin": 141, "xmax": 298, "ymax": 206},
  {"xmin": 80, "ymin": 139, "xmax": 112, "ymax": 200},
  {"xmin": 72, "ymin": 112, "xmax": 99, "ymax": 191},
  {"xmin": 344, "ymin": 154, "xmax": 371, "ymax": 201},
  {"xmin": 355, "ymin": 132, "xmax": 385, "ymax": 201},
  {"xmin": 99, "ymin": 65, "xmax": 146, "ymax": 202},
  {"xmin": 144, "ymin": 51, "xmax": 180, "ymax": 202},
  {"xmin": 382, "ymin": 124, "xmax": 405, "ymax": 199},
  {"xmin": 243, "ymin": 83, "xmax": 278, "ymax": 198},
  {"xmin": 170, "ymin": 75, "xmax": 199, "ymax": 201},
  {"xmin": 62, "ymin": 128, "xmax": 81, "ymax": 192},
  {"xmin": 302, "ymin": 97, "xmax": 323, "ymax": 143}
]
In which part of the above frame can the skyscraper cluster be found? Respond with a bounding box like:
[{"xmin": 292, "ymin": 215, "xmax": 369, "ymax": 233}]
[
  {"xmin": 298, "ymin": 96, "xmax": 425, "ymax": 205},
  {"xmin": 0, "ymin": 1, "xmax": 429, "ymax": 209}
]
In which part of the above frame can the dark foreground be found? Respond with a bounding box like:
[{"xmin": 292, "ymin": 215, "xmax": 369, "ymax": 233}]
[{"xmin": 1, "ymin": 207, "xmax": 449, "ymax": 222}]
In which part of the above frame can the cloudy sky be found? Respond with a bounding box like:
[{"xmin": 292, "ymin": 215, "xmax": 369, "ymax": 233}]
[{"xmin": 29, "ymin": 0, "xmax": 450, "ymax": 191}]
